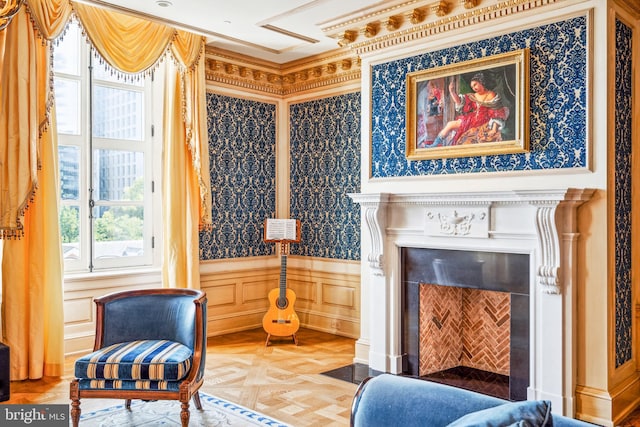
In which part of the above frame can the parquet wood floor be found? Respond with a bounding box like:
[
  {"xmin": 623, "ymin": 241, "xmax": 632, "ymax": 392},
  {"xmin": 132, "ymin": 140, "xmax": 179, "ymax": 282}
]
[
  {"xmin": 4, "ymin": 327, "xmax": 640, "ymax": 426},
  {"xmin": 4, "ymin": 328, "xmax": 358, "ymax": 426}
]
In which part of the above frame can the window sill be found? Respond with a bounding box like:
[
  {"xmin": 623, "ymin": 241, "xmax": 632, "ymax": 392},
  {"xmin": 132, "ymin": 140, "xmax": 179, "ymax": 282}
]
[{"xmin": 64, "ymin": 267, "xmax": 162, "ymax": 292}]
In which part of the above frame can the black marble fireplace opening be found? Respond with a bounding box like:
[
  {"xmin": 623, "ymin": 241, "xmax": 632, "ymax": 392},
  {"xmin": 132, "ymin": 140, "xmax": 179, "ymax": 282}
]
[{"xmin": 401, "ymin": 247, "xmax": 530, "ymax": 401}]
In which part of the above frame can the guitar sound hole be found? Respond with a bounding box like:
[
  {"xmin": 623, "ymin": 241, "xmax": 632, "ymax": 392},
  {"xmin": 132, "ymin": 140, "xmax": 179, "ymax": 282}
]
[{"xmin": 277, "ymin": 298, "xmax": 288, "ymax": 309}]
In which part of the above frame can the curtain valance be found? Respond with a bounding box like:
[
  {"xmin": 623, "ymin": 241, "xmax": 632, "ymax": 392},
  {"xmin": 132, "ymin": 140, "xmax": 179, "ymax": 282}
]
[{"xmin": 72, "ymin": 3, "xmax": 175, "ymax": 76}]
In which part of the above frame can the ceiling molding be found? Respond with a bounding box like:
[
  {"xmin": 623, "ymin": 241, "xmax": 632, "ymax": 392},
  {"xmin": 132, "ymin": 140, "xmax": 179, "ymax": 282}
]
[
  {"xmin": 260, "ymin": 24, "xmax": 320, "ymax": 44},
  {"xmin": 321, "ymin": 0, "xmax": 564, "ymax": 57},
  {"xmin": 204, "ymin": 46, "xmax": 361, "ymax": 96}
]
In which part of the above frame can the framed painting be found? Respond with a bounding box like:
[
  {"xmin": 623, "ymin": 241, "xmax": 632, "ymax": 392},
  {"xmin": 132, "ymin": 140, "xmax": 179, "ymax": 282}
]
[{"xmin": 406, "ymin": 49, "xmax": 529, "ymax": 160}]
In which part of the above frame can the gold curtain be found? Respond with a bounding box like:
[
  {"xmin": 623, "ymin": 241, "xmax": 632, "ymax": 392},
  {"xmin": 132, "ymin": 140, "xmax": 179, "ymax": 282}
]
[
  {"xmin": 0, "ymin": 0, "xmax": 71, "ymax": 379},
  {"xmin": 162, "ymin": 61, "xmax": 200, "ymax": 289},
  {"xmin": 163, "ymin": 30, "xmax": 211, "ymax": 289},
  {"xmin": 171, "ymin": 31, "xmax": 212, "ymax": 230},
  {"xmin": 0, "ymin": 0, "xmax": 212, "ymax": 379}
]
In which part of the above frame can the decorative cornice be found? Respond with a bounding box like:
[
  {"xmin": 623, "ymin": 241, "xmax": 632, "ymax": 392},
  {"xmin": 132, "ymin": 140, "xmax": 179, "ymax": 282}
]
[
  {"xmin": 322, "ymin": 0, "xmax": 562, "ymax": 57},
  {"xmin": 204, "ymin": 46, "xmax": 360, "ymax": 96}
]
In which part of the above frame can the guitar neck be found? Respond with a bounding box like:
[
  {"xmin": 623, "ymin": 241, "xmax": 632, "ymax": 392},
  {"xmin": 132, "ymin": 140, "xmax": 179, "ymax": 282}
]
[
  {"xmin": 279, "ymin": 242, "xmax": 289, "ymax": 301},
  {"xmin": 279, "ymin": 254, "xmax": 287, "ymax": 299}
]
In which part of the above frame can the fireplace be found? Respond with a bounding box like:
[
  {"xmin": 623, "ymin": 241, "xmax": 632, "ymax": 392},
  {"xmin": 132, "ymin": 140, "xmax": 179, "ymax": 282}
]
[
  {"xmin": 402, "ymin": 247, "xmax": 529, "ymax": 401},
  {"xmin": 349, "ymin": 189, "xmax": 594, "ymax": 417}
]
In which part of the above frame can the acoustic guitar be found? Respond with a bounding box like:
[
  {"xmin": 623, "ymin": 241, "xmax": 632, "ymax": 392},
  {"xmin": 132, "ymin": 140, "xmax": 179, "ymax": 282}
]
[{"xmin": 262, "ymin": 242, "xmax": 300, "ymax": 345}]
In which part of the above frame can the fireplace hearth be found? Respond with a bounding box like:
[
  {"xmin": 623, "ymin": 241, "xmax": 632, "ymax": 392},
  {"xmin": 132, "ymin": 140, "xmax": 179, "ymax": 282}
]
[{"xmin": 425, "ymin": 366, "xmax": 510, "ymax": 400}]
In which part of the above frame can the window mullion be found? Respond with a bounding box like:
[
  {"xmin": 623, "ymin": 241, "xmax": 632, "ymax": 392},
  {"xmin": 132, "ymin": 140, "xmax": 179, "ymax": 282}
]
[{"xmin": 88, "ymin": 53, "xmax": 95, "ymax": 273}]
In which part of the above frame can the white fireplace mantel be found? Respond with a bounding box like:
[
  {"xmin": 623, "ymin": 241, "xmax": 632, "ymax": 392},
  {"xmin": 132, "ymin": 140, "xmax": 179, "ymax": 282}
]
[{"xmin": 349, "ymin": 188, "xmax": 594, "ymax": 416}]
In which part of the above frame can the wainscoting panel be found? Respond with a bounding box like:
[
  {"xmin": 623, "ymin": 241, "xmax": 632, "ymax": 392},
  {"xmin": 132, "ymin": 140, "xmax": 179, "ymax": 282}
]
[
  {"xmin": 200, "ymin": 263, "xmax": 360, "ymax": 338},
  {"xmin": 321, "ymin": 283, "xmax": 356, "ymax": 309},
  {"xmin": 288, "ymin": 278, "xmax": 317, "ymax": 304},
  {"xmin": 288, "ymin": 267, "xmax": 360, "ymax": 338},
  {"xmin": 63, "ymin": 297, "xmax": 94, "ymax": 325},
  {"xmin": 207, "ymin": 282, "xmax": 237, "ymax": 306},
  {"xmin": 201, "ymin": 270, "xmax": 276, "ymax": 327}
]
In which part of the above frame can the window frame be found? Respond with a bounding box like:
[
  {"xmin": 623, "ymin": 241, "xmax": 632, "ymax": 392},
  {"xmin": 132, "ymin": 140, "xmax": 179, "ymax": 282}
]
[{"xmin": 54, "ymin": 21, "xmax": 160, "ymax": 274}]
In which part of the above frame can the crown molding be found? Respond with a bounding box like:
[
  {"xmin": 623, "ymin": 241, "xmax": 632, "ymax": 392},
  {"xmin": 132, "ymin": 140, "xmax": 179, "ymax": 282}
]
[
  {"xmin": 321, "ymin": 0, "xmax": 563, "ymax": 57},
  {"xmin": 204, "ymin": 46, "xmax": 361, "ymax": 96}
]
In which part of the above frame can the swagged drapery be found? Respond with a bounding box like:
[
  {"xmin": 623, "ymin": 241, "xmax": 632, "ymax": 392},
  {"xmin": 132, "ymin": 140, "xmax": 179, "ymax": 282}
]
[{"xmin": 0, "ymin": 0, "xmax": 212, "ymax": 380}]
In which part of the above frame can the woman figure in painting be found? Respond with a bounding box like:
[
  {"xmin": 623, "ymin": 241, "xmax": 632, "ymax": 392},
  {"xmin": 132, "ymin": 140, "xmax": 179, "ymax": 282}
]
[{"xmin": 433, "ymin": 72, "xmax": 509, "ymax": 146}]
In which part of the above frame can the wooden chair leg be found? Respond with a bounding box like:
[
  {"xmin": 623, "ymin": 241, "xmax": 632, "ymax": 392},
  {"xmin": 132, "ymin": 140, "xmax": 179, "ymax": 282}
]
[
  {"xmin": 193, "ymin": 392, "xmax": 203, "ymax": 410},
  {"xmin": 180, "ymin": 400, "xmax": 190, "ymax": 427},
  {"xmin": 69, "ymin": 380, "xmax": 81, "ymax": 427},
  {"xmin": 70, "ymin": 398, "xmax": 81, "ymax": 427}
]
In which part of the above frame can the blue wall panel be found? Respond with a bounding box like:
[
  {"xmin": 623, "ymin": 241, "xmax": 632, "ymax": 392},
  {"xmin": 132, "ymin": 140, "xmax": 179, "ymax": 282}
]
[
  {"xmin": 200, "ymin": 93, "xmax": 277, "ymax": 259},
  {"xmin": 289, "ymin": 93, "xmax": 361, "ymax": 260},
  {"xmin": 614, "ymin": 18, "xmax": 633, "ymax": 367}
]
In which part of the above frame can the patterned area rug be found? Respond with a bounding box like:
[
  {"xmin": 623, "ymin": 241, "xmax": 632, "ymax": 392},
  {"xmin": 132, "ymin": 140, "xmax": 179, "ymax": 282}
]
[{"xmin": 79, "ymin": 392, "xmax": 291, "ymax": 426}]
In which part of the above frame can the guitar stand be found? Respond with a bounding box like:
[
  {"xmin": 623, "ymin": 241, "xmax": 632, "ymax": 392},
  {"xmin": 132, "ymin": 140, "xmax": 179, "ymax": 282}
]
[{"xmin": 265, "ymin": 333, "xmax": 298, "ymax": 347}]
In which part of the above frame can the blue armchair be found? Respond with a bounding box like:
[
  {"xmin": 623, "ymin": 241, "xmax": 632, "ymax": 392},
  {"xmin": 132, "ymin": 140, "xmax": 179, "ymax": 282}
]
[{"xmin": 70, "ymin": 288, "xmax": 207, "ymax": 427}]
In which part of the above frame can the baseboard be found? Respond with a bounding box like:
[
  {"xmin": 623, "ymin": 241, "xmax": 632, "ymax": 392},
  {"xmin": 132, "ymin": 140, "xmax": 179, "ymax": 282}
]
[
  {"xmin": 575, "ymin": 375, "xmax": 640, "ymax": 427},
  {"xmin": 353, "ymin": 338, "xmax": 370, "ymax": 365}
]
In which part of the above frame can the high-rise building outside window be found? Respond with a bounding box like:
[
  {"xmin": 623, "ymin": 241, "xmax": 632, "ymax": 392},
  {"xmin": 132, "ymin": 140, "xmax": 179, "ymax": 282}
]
[{"xmin": 54, "ymin": 20, "xmax": 155, "ymax": 272}]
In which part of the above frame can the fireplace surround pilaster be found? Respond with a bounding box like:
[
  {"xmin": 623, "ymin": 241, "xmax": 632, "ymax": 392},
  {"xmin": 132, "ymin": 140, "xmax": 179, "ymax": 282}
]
[{"xmin": 349, "ymin": 189, "xmax": 594, "ymax": 416}]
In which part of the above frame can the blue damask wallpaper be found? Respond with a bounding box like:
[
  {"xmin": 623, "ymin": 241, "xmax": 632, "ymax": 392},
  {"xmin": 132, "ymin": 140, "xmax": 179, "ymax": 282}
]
[
  {"xmin": 371, "ymin": 16, "xmax": 587, "ymax": 177},
  {"xmin": 614, "ymin": 18, "xmax": 633, "ymax": 368},
  {"xmin": 200, "ymin": 93, "xmax": 277, "ymax": 259},
  {"xmin": 289, "ymin": 93, "xmax": 361, "ymax": 260}
]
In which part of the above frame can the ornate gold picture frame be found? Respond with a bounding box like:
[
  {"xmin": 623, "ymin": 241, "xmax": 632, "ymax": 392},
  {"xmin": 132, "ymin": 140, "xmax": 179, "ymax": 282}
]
[{"xmin": 406, "ymin": 49, "xmax": 529, "ymax": 160}]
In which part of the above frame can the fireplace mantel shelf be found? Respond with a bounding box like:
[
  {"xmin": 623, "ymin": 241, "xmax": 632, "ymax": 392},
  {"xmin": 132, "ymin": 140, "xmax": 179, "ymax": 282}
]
[{"xmin": 349, "ymin": 188, "xmax": 595, "ymax": 206}]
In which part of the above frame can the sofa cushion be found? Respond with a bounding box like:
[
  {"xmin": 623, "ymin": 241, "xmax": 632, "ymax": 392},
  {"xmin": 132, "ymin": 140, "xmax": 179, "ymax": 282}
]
[
  {"xmin": 75, "ymin": 340, "xmax": 192, "ymax": 382},
  {"xmin": 447, "ymin": 400, "xmax": 553, "ymax": 427}
]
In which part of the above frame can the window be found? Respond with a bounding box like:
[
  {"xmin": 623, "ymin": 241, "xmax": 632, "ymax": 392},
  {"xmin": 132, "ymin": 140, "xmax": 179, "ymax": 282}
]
[{"xmin": 54, "ymin": 21, "xmax": 156, "ymax": 272}]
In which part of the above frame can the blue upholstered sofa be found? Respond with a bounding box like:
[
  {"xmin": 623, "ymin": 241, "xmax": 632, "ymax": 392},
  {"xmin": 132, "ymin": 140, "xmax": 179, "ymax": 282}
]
[{"xmin": 351, "ymin": 374, "xmax": 595, "ymax": 427}]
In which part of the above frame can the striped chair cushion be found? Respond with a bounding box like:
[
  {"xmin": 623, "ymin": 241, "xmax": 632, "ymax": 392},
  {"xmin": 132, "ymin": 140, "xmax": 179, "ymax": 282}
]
[
  {"xmin": 77, "ymin": 379, "xmax": 181, "ymax": 392},
  {"xmin": 75, "ymin": 340, "xmax": 192, "ymax": 382}
]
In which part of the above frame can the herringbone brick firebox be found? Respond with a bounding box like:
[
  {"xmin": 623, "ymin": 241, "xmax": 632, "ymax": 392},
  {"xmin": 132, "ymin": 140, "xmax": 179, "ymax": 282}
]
[
  {"xmin": 402, "ymin": 247, "xmax": 530, "ymax": 401},
  {"xmin": 419, "ymin": 285, "xmax": 511, "ymax": 376}
]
